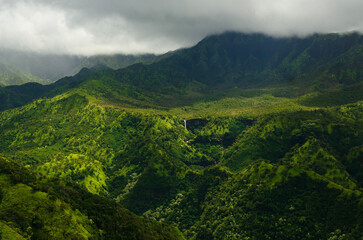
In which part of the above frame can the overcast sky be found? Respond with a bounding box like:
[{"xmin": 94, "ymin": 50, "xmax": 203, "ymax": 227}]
[{"xmin": 1, "ymin": 0, "xmax": 363, "ymax": 55}]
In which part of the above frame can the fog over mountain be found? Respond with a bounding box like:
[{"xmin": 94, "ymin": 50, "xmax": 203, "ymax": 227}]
[{"xmin": 1, "ymin": 0, "xmax": 363, "ymax": 55}]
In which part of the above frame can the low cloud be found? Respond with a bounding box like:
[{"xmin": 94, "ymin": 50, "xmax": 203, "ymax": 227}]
[{"xmin": 1, "ymin": 0, "xmax": 363, "ymax": 55}]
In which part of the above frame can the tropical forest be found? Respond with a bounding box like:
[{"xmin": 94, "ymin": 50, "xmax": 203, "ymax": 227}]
[{"xmin": 0, "ymin": 32, "xmax": 362, "ymax": 239}]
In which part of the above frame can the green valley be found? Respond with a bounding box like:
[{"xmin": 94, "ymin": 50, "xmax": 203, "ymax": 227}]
[{"xmin": 0, "ymin": 32, "xmax": 362, "ymax": 239}]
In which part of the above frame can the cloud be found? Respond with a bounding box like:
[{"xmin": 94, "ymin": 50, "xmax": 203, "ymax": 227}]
[{"xmin": 1, "ymin": 0, "xmax": 363, "ymax": 55}]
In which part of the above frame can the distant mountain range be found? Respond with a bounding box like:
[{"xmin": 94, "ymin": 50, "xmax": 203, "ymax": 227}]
[
  {"xmin": 0, "ymin": 62, "xmax": 50, "ymax": 86},
  {"xmin": 0, "ymin": 48, "xmax": 175, "ymax": 85}
]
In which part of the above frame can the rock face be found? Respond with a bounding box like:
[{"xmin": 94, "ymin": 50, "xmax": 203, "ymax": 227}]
[
  {"xmin": 240, "ymin": 119, "xmax": 255, "ymax": 126},
  {"xmin": 184, "ymin": 118, "xmax": 208, "ymax": 129}
]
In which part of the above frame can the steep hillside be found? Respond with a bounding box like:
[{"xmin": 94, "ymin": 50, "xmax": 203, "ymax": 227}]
[
  {"xmin": 70, "ymin": 54, "xmax": 158, "ymax": 76},
  {"xmin": 0, "ymin": 62, "xmax": 50, "ymax": 86},
  {"xmin": 0, "ymin": 155, "xmax": 184, "ymax": 240},
  {"xmin": 187, "ymin": 160, "xmax": 363, "ymax": 239},
  {"xmin": 107, "ymin": 32, "xmax": 363, "ymax": 93},
  {"xmin": 2, "ymin": 32, "xmax": 363, "ymax": 111}
]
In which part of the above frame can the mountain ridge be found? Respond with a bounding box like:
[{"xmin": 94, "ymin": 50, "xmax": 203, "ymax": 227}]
[
  {"xmin": 2, "ymin": 32, "xmax": 363, "ymax": 111},
  {"xmin": 0, "ymin": 48, "xmax": 170, "ymax": 82}
]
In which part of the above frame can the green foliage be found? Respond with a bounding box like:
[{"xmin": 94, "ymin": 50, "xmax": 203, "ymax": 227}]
[
  {"xmin": 0, "ymin": 221, "xmax": 27, "ymax": 240},
  {"xmin": 1, "ymin": 91, "xmax": 363, "ymax": 239},
  {"xmin": 287, "ymin": 138, "xmax": 356, "ymax": 188},
  {"xmin": 0, "ymin": 156, "xmax": 96, "ymax": 239},
  {"xmin": 345, "ymin": 145, "xmax": 363, "ymax": 187},
  {"xmin": 300, "ymin": 83, "xmax": 363, "ymax": 107},
  {"xmin": 3, "ymin": 32, "xmax": 363, "ymax": 112},
  {"xmin": 223, "ymin": 105, "xmax": 363, "ymax": 173},
  {"xmin": 188, "ymin": 161, "xmax": 363, "ymax": 240},
  {"xmin": 0, "ymin": 156, "xmax": 184, "ymax": 240}
]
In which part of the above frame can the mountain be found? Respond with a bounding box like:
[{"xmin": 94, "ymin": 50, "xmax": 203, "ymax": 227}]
[
  {"xmin": 0, "ymin": 49, "xmax": 82, "ymax": 81},
  {"xmin": 2, "ymin": 32, "xmax": 363, "ymax": 111},
  {"xmin": 70, "ymin": 53, "xmax": 159, "ymax": 76},
  {"xmin": 0, "ymin": 62, "xmax": 50, "ymax": 86},
  {"xmin": 0, "ymin": 32, "xmax": 363, "ymax": 239},
  {"xmin": 0, "ymin": 49, "xmax": 163, "ymax": 82}
]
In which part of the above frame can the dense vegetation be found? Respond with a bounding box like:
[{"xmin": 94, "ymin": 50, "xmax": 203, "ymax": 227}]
[
  {"xmin": 0, "ymin": 92, "xmax": 362, "ymax": 239},
  {"xmin": 0, "ymin": 155, "xmax": 184, "ymax": 240},
  {"xmin": 0, "ymin": 32, "xmax": 363, "ymax": 239},
  {"xmin": 3, "ymin": 32, "xmax": 363, "ymax": 110}
]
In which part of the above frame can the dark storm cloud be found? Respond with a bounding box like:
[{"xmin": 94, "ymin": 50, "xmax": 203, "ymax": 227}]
[{"xmin": 1, "ymin": 0, "xmax": 363, "ymax": 55}]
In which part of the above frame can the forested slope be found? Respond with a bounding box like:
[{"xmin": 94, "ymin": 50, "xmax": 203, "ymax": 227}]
[
  {"xmin": 0, "ymin": 155, "xmax": 184, "ymax": 240},
  {"xmin": 2, "ymin": 32, "xmax": 363, "ymax": 110}
]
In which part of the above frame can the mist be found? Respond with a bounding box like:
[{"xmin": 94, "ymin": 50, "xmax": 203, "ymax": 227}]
[{"xmin": 1, "ymin": 0, "xmax": 363, "ymax": 55}]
